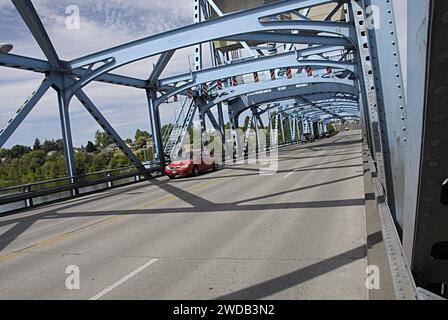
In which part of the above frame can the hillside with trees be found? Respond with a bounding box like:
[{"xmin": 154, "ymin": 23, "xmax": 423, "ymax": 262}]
[{"xmin": 0, "ymin": 130, "xmax": 154, "ymax": 188}]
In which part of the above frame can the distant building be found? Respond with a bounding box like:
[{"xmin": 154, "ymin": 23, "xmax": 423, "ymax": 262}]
[
  {"xmin": 104, "ymin": 144, "xmax": 118, "ymax": 153},
  {"xmin": 145, "ymin": 137, "xmax": 153, "ymax": 148},
  {"xmin": 126, "ymin": 142, "xmax": 137, "ymax": 152}
]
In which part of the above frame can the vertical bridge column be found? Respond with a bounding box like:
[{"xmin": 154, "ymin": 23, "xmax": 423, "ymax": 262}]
[
  {"xmin": 228, "ymin": 102, "xmax": 241, "ymax": 162},
  {"xmin": 146, "ymin": 89, "xmax": 164, "ymax": 164},
  {"xmin": 55, "ymin": 76, "xmax": 76, "ymax": 187}
]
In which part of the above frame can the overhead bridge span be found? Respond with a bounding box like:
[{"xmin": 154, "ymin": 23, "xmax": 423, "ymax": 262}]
[{"xmin": 0, "ymin": 0, "xmax": 446, "ymax": 300}]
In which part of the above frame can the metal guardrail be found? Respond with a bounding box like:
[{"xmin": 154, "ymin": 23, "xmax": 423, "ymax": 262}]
[
  {"xmin": 0, "ymin": 163, "xmax": 163, "ymax": 214},
  {"xmin": 0, "ymin": 134, "xmax": 331, "ymax": 215},
  {"xmin": 364, "ymin": 143, "xmax": 419, "ymax": 300}
]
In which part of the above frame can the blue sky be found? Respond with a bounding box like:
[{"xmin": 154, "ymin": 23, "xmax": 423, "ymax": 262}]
[{"xmin": 0, "ymin": 0, "xmax": 407, "ymax": 148}]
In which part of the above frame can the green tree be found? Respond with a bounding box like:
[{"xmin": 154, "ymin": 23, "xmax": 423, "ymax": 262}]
[
  {"xmin": 109, "ymin": 152, "xmax": 130, "ymax": 169},
  {"xmin": 95, "ymin": 131, "xmax": 114, "ymax": 149},
  {"xmin": 9, "ymin": 145, "xmax": 31, "ymax": 159},
  {"xmin": 42, "ymin": 139, "xmax": 60, "ymax": 153},
  {"xmin": 327, "ymin": 124, "xmax": 337, "ymax": 135},
  {"xmin": 75, "ymin": 152, "xmax": 91, "ymax": 175},
  {"xmin": 135, "ymin": 129, "xmax": 151, "ymax": 142},
  {"xmin": 137, "ymin": 147, "xmax": 153, "ymax": 162},
  {"xmin": 86, "ymin": 141, "xmax": 97, "ymax": 153},
  {"xmin": 55, "ymin": 139, "xmax": 64, "ymax": 152},
  {"xmin": 41, "ymin": 154, "xmax": 66, "ymax": 180},
  {"xmin": 135, "ymin": 136, "xmax": 147, "ymax": 149},
  {"xmin": 0, "ymin": 148, "xmax": 8, "ymax": 158},
  {"xmin": 89, "ymin": 153, "xmax": 110, "ymax": 172},
  {"xmin": 33, "ymin": 138, "xmax": 41, "ymax": 150}
]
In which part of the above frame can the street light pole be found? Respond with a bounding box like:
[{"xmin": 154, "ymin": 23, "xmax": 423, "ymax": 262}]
[{"xmin": 0, "ymin": 43, "xmax": 13, "ymax": 54}]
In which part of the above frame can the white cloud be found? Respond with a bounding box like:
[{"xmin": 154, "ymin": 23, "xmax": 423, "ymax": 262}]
[
  {"xmin": 0, "ymin": 0, "xmax": 194, "ymax": 147},
  {"xmin": 0, "ymin": 0, "xmax": 408, "ymax": 148}
]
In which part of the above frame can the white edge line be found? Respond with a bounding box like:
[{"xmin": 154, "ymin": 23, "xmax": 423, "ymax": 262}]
[
  {"xmin": 284, "ymin": 169, "xmax": 298, "ymax": 178},
  {"xmin": 89, "ymin": 258, "xmax": 159, "ymax": 300}
]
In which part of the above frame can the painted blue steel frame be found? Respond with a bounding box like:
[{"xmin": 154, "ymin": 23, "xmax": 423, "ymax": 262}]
[
  {"xmin": 1, "ymin": 0, "xmax": 359, "ymax": 162},
  {"xmin": 403, "ymin": 0, "xmax": 448, "ymax": 296},
  {"xmin": 402, "ymin": 0, "xmax": 431, "ymax": 269},
  {"xmin": 1, "ymin": 0, "xmax": 433, "ymax": 297},
  {"xmin": 364, "ymin": 0, "xmax": 407, "ymax": 228}
]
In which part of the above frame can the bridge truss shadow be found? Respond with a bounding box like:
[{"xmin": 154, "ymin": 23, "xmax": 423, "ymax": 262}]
[{"xmin": 0, "ymin": 171, "xmax": 365, "ymax": 253}]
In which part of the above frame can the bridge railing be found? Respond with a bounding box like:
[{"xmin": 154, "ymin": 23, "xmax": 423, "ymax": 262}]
[
  {"xmin": 0, "ymin": 131, "xmax": 334, "ymax": 215},
  {"xmin": 0, "ymin": 163, "xmax": 163, "ymax": 214}
]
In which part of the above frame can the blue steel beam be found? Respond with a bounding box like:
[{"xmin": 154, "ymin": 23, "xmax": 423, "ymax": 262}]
[
  {"xmin": 364, "ymin": 0, "xmax": 407, "ymax": 226},
  {"xmin": 310, "ymin": 115, "xmax": 360, "ymax": 122},
  {"xmin": 202, "ymin": 77, "xmax": 357, "ymax": 113},
  {"xmin": 297, "ymin": 101, "xmax": 359, "ymax": 108},
  {"xmin": 148, "ymin": 50, "xmax": 175, "ymax": 88},
  {"xmin": 233, "ymin": 95, "xmax": 359, "ymax": 122},
  {"xmin": 156, "ymin": 60, "xmax": 355, "ymax": 105},
  {"xmin": 12, "ymin": 0, "xmax": 62, "ymax": 70},
  {"xmin": 72, "ymin": 68, "xmax": 147, "ymax": 89},
  {"xmin": 282, "ymin": 104, "xmax": 360, "ymax": 114},
  {"xmin": 274, "ymin": 100, "xmax": 360, "ymax": 120},
  {"xmin": 56, "ymin": 87, "xmax": 76, "ymax": 179},
  {"xmin": 223, "ymin": 32, "xmax": 352, "ymax": 47},
  {"xmin": 248, "ymin": 88, "xmax": 358, "ymax": 109},
  {"xmin": 402, "ymin": 0, "xmax": 448, "ymax": 292},
  {"xmin": 0, "ymin": 53, "xmax": 147, "ymax": 89},
  {"xmin": 402, "ymin": 0, "xmax": 431, "ymax": 267},
  {"xmin": 0, "ymin": 77, "xmax": 53, "ymax": 147},
  {"xmin": 262, "ymin": 95, "xmax": 358, "ymax": 107},
  {"xmin": 349, "ymin": 0, "xmax": 387, "ymax": 188},
  {"xmin": 0, "ymin": 53, "xmax": 49, "ymax": 72},
  {"xmin": 67, "ymin": 0, "xmax": 353, "ymax": 89},
  {"xmin": 298, "ymin": 108, "xmax": 360, "ymax": 118},
  {"xmin": 158, "ymin": 46, "xmax": 355, "ymax": 87},
  {"xmin": 303, "ymin": 112, "xmax": 360, "ymax": 121},
  {"xmin": 74, "ymin": 88, "xmax": 148, "ymax": 174},
  {"xmin": 50, "ymin": 74, "xmax": 77, "ymax": 180},
  {"xmin": 297, "ymin": 96, "xmax": 348, "ymax": 122}
]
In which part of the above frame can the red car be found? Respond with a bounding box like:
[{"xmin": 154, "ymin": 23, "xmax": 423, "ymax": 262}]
[{"xmin": 165, "ymin": 150, "xmax": 219, "ymax": 179}]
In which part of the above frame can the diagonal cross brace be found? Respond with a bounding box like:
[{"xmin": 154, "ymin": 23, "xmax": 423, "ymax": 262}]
[
  {"xmin": 0, "ymin": 77, "xmax": 53, "ymax": 147},
  {"xmin": 12, "ymin": 0, "xmax": 62, "ymax": 70},
  {"xmin": 73, "ymin": 89, "xmax": 150, "ymax": 177}
]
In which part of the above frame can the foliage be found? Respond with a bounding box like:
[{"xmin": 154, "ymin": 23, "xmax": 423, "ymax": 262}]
[
  {"xmin": 95, "ymin": 131, "xmax": 114, "ymax": 149},
  {"xmin": 327, "ymin": 124, "xmax": 337, "ymax": 135},
  {"xmin": 42, "ymin": 139, "xmax": 64, "ymax": 153},
  {"xmin": 135, "ymin": 136, "xmax": 148, "ymax": 149},
  {"xmin": 8, "ymin": 145, "xmax": 32, "ymax": 159},
  {"xmin": 0, "ymin": 128, "xmax": 159, "ymax": 188},
  {"xmin": 86, "ymin": 141, "xmax": 97, "ymax": 153},
  {"xmin": 135, "ymin": 129, "xmax": 151, "ymax": 141},
  {"xmin": 33, "ymin": 138, "xmax": 41, "ymax": 150}
]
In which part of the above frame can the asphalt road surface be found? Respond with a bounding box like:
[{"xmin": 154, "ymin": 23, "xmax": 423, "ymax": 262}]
[{"xmin": 0, "ymin": 130, "xmax": 369, "ymax": 300}]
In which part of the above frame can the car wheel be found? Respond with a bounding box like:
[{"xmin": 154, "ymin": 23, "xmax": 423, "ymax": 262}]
[
  {"xmin": 169, "ymin": 176, "xmax": 175, "ymax": 180},
  {"xmin": 212, "ymin": 162, "xmax": 219, "ymax": 171},
  {"xmin": 193, "ymin": 166, "xmax": 200, "ymax": 177}
]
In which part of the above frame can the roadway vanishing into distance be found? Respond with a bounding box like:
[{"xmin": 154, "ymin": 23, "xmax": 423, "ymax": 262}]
[{"xmin": 0, "ymin": 130, "xmax": 387, "ymax": 300}]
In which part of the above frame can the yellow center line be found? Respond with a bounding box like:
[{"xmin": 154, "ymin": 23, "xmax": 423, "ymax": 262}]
[{"xmin": 0, "ymin": 176, "xmax": 231, "ymax": 264}]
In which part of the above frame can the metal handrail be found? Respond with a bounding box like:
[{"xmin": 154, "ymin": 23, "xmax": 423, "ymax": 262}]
[
  {"xmin": 0, "ymin": 163, "xmax": 158, "ymax": 193},
  {"xmin": 0, "ymin": 161, "xmax": 164, "ymax": 209}
]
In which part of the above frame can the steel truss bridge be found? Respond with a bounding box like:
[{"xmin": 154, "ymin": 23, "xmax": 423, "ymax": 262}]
[{"xmin": 0, "ymin": 0, "xmax": 447, "ymax": 300}]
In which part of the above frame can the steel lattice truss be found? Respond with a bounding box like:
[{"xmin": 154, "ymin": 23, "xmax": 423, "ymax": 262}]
[
  {"xmin": 7, "ymin": 0, "xmax": 443, "ymax": 298},
  {"xmin": 0, "ymin": 0, "xmax": 368, "ymax": 173}
]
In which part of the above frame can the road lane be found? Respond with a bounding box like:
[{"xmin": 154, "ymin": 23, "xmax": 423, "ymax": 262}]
[{"xmin": 0, "ymin": 130, "xmax": 368, "ymax": 300}]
